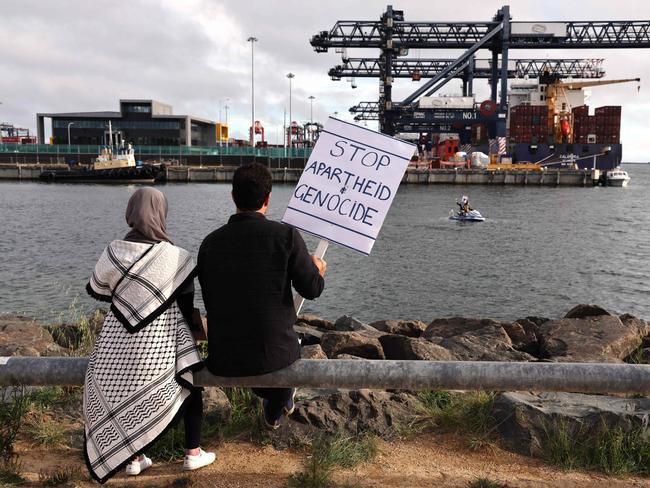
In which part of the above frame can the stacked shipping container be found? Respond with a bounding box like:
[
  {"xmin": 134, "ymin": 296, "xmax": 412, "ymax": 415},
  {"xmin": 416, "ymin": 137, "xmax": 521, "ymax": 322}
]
[
  {"xmin": 572, "ymin": 105, "xmax": 621, "ymax": 144},
  {"xmin": 509, "ymin": 105, "xmax": 550, "ymax": 144}
]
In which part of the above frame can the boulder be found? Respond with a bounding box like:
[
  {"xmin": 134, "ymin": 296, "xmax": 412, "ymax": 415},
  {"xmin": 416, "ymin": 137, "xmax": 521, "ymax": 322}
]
[
  {"xmin": 492, "ymin": 392, "xmax": 650, "ymax": 457},
  {"xmin": 619, "ymin": 313, "xmax": 650, "ymax": 338},
  {"xmin": 297, "ymin": 314, "xmax": 335, "ymax": 331},
  {"xmin": 0, "ymin": 316, "xmax": 64, "ymax": 357},
  {"xmin": 523, "ymin": 316, "xmax": 550, "ymax": 327},
  {"xmin": 333, "ymin": 353, "xmax": 364, "ymax": 360},
  {"xmin": 423, "ymin": 317, "xmax": 508, "ymax": 342},
  {"xmin": 504, "ymin": 319, "xmax": 540, "ymax": 355},
  {"xmin": 202, "ymin": 387, "xmax": 232, "ymax": 424},
  {"xmin": 379, "ymin": 335, "xmax": 456, "ymax": 361},
  {"xmin": 320, "ymin": 331, "xmax": 385, "ymax": 359},
  {"xmin": 271, "ymin": 389, "xmax": 422, "ymax": 447},
  {"xmin": 301, "ymin": 344, "xmax": 328, "ymax": 360},
  {"xmin": 334, "ymin": 315, "xmax": 381, "ymax": 335},
  {"xmin": 538, "ymin": 315, "xmax": 644, "ymax": 362},
  {"xmin": 641, "ymin": 348, "xmax": 650, "ymax": 364},
  {"xmin": 564, "ymin": 303, "xmax": 611, "ymax": 319},
  {"xmin": 439, "ymin": 325, "xmax": 535, "ymax": 362},
  {"xmin": 369, "ymin": 319, "xmax": 427, "ymax": 338},
  {"xmin": 293, "ymin": 324, "xmax": 323, "ymax": 346}
]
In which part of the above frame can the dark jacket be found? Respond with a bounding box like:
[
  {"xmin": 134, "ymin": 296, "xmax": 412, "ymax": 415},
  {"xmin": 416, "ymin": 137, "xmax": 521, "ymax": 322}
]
[{"xmin": 198, "ymin": 211, "xmax": 324, "ymax": 376}]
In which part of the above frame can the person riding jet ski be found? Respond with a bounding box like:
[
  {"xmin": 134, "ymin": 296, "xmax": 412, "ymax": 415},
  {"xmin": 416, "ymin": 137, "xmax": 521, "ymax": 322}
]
[{"xmin": 457, "ymin": 195, "xmax": 472, "ymax": 214}]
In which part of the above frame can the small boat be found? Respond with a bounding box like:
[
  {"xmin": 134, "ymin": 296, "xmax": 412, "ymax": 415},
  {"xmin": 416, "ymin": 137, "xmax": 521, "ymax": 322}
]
[
  {"xmin": 39, "ymin": 121, "xmax": 165, "ymax": 183},
  {"xmin": 449, "ymin": 209, "xmax": 486, "ymax": 222},
  {"xmin": 606, "ymin": 167, "xmax": 630, "ymax": 187}
]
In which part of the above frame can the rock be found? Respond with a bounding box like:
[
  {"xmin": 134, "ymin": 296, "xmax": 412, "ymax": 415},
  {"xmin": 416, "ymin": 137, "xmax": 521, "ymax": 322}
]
[
  {"xmin": 334, "ymin": 315, "xmax": 380, "ymax": 335},
  {"xmin": 320, "ymin": 331, "xmax": 385, "ymax": 359},
  {"xmin": 439, "ymin": 325, "xmax": 535, "ymax": 362},
  {"xmin": 202, "ymin": 387, "xmax": 232, "ymax": 424},
  {"xmin": 0, "ymin": 315, "xmax": 64, "ymax": 357},
  {"xmin": 333, "ymin": 353, "xmax": 364, "ymax": 360},
  {"xmin": 564, "ymin": 303, "xmax": 611, "ymax": 319},
  {"xmin": 423, "ymin": 317, "xmax": 507, "ymax": 342},
  {"xmin": 492, "ymin": 392, "xmax": 650, "ymax": 457},
  {"xmin": 271, "ymin": 389, "xmax": 422, "ymax": 447},
  {"xmin": 379, "ymin": 335, "xmax": 456, "ymax": 361},
  {"xmin": 538, "ymin": 315, "xmax": 644, "ymax": 362},
  {"xmin": 619, "ymin": 313, "xmax": 650, "ymax": 337},
  {"xmin": 297, "ymin": 314, "xmax": 334, "ymax": 331},
  {"xmin": 293, "ymin": 324, "xmax": 323, "ymax": 346},
  {"xmin": 301, "ymin": 344, "xmax": 327, "ymax": 360},
  {"xmin": 505, "ymin": 319, "xmax": 540, "ymax": 355},
  {"xmin": 369, "ymin": 319, "xmax": 427, "ymax": 338},
  {"xmin": 523, "ymin": 316, "xmax": 550, "ymax": 327}
]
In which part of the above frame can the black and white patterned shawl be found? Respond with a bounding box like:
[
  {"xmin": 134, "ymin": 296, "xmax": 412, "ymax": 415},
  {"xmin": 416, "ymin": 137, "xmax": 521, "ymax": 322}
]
[{"xmin": 83, "ymin": 240, "xmax": 202, "ymax": 483}]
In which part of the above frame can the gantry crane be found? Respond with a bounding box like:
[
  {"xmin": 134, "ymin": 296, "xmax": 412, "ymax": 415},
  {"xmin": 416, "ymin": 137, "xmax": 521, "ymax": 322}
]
[{"xmin": 311, "ymin": 5, "xmax": 650, "ymax": 138}]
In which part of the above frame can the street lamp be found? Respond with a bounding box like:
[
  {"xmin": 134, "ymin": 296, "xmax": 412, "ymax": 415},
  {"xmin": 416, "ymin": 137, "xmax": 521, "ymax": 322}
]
[
  {"xmin": 224, "ymin": 97, "xmax": 230, "ymax": 148},
  {"xmin": 67, "ymin": 122, "xmax": 75, "ymax": 149},
  {"xmin": 247, "ymin": 36, "xmax": 258, "ymax": 146},
  {"xmin": 0, "ymin": 102, "xmax": 3, "ymax": 144},
  {"xmin": 308, "ymin": 95, "xmax": 315, "ymax": 124},
  {"xmin": 286, "ymin": 72, "xmax": 295, "ymax": 148}
]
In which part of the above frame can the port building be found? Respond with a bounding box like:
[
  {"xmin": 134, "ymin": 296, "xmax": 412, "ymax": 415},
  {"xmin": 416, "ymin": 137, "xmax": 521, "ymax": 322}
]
[{"xmin": 36, "ymin": 100, "xmax": 217, "ymax": 146}]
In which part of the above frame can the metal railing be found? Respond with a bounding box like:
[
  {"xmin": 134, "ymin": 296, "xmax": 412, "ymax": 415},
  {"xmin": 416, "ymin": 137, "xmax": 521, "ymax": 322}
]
[
  {"xmin": 0, "ymin": 143, "xmax": 313, "ymax": 159},
  {"xmin": 1, "ymin": 357, "xmax": 649, "ymax": 394}
]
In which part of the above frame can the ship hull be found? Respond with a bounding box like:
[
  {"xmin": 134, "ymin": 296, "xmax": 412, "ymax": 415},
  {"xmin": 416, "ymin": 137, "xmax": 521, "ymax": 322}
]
[{"xmin": 39, "ymin": 165, "xmax": 164, "ymax": 183}]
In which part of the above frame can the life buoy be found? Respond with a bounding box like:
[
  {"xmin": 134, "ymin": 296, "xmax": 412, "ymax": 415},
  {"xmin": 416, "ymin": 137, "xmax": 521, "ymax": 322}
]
[{"xmin": 479, "ymin": 100, "xmax": 498, "ymax": 117}]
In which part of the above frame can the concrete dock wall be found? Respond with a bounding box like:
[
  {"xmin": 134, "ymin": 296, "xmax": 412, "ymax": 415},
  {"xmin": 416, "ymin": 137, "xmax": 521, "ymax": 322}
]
[{"xmin": 0, "ymin": 164, "xmax": 595, "ymax": 187}]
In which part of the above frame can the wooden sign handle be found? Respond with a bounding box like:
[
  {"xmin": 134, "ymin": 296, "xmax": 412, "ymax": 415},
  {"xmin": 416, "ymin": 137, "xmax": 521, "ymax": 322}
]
[{"xmin": 294, "ymin": 239, "xmax": 329, "ymax": 315}]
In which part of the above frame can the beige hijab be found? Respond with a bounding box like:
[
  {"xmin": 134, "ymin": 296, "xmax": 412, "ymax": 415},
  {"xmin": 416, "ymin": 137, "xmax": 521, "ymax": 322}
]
[{"xmin": 124, "ymin": 187, "xmax": 171, "ymax": 243}]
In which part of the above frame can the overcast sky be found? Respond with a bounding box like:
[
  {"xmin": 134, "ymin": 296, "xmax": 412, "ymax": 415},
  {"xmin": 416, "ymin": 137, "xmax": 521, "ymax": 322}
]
[{"xmin": 0, "ymin": 0, "xmax": 648, "ymax": 160}]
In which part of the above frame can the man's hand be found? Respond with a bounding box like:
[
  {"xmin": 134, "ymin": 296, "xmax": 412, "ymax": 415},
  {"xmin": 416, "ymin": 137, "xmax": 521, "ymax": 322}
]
[{"xmin": 312, "ymin": 255, "xmax": 327, "ymax": 277}]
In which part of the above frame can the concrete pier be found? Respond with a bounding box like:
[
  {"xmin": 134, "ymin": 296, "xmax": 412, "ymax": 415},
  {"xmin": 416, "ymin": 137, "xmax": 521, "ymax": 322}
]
[{"xmin": 0, "ymin": 163, "xmax": 596, "ymax": 186}]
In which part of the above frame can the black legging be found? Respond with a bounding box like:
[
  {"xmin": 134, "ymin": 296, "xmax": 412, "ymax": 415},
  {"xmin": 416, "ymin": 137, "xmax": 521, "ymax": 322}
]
[{"xmin": 184, "ymin": 387, "xmax": 203, "ymax": 450}]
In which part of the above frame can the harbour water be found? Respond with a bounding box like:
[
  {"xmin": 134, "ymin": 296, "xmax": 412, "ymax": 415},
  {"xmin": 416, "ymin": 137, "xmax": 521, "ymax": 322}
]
[{"xmin": 1, "ymin": 164, "xmax": 648, "ymax": 324}]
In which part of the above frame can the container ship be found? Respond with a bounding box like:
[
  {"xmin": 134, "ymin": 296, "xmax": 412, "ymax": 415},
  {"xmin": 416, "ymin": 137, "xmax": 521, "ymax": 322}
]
[{"xmin": 415, "ymin": 73, "xmax": 637, "ymax": 171}]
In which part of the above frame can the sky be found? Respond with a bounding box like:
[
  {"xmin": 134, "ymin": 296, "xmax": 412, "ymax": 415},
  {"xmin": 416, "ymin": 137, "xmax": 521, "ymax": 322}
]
[{"xmin": 0, "ymin": 0, "xmax": 649, "ymax": 161}]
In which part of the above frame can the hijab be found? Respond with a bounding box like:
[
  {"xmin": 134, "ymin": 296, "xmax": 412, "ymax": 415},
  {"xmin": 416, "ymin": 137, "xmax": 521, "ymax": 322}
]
[{"xmin": 124, "ymin": 187, "xmax": 172, "ymax": 244}]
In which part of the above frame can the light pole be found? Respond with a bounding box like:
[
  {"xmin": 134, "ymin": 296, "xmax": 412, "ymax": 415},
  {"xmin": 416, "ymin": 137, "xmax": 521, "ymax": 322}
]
[
  {"xmin": 67, "ymin": 122, "xmax": 75, "ymax": 149},
  {"xmin": 224, "ymin": 97, "xmax": 230, "ymax": 148},
  {"xmin": 308, "ymin": 95, "xmax": 315, "ymax": 124},
  {"xmin": 286, "ymin": 73, "xmax": 295, "ymax": 149},
  {"xmin": 0, "ymin": 102, "xmax": 3, "ymax": 144},
  {"xmin": 247, "ymin": 36, "xmax": 258, "ymax": 146}
]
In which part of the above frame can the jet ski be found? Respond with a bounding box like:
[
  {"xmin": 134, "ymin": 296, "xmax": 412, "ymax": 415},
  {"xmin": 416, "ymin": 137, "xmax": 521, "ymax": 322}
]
[{"xmin": 449, "ymin": 209, "xmax": 486, "ymax": 222}]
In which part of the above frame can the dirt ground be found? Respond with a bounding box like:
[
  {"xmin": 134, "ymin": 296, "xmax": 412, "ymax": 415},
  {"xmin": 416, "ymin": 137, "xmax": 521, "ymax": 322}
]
[{"xmin": 13, "ymin": 433, "xmax": 650, "ymax": 488}]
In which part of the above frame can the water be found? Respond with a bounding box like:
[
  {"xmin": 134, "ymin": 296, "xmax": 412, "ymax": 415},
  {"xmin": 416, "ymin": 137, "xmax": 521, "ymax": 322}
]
[{"xmin": 1, "ymin": 164, "xmax": 648, "ymax": 324}]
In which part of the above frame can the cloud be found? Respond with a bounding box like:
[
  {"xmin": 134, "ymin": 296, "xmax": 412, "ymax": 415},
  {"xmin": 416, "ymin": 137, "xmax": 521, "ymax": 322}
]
[{"xmin": 0, "ymin": 0, "xmax": 648, "ymax": 160}]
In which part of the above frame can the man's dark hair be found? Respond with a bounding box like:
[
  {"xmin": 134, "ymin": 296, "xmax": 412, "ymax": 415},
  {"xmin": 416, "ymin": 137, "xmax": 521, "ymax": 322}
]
[{"xmin": 232, "ymin": 163, "xmax": 272, "ymax": 211}]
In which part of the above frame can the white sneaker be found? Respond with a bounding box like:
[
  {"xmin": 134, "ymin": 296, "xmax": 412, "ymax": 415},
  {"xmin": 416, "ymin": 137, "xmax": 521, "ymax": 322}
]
[
  {"xmin": 125, "ymin": 454, "xmax": 152, "ymax": 476},
  {"xmin": 183, "ymin": 448, "xmax": 216, "ymax": 471}
]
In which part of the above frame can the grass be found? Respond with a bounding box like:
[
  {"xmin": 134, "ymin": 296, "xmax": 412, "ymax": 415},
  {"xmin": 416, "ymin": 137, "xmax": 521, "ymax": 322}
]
[
  {"xmin": 625, "ymin": 346, "xmax": 646, "ymax": 365},
  {"xmin": 38, "ymin": 465, "xmax": 82, "ymax": 486},
  {"xmin": 25, "ymin": 411, "xmax": 66, "ymax": 447},
  {"xmin": 286, "ymin": 433, "xmax": 378, "ymax": 488},
  {"xmin": 410, "ymin": 390, "xmax": 498, "ymax": 450},
  {"xmin": 0, "ymin": 387, "xmax": 31, "ymax": 483},
  {"xmin": 541, "ymin": 418, "xmax": 650, "ymax": 476}
]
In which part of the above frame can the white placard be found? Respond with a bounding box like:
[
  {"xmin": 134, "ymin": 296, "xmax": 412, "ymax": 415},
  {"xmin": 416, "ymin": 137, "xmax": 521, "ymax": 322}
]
[{"xmin": 282, "ymin": 117, "xmax": 415, "ymax": 255}]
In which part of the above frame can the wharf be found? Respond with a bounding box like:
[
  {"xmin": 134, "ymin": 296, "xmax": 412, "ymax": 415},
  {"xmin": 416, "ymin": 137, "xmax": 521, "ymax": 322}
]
[{"xmin": 0, "ymin": 163, "xmax": 597, "ymax": 186}]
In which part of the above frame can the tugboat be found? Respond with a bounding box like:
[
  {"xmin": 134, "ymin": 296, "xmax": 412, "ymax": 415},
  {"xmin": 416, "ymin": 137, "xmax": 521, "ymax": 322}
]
[{"xmin": 39, "ymin": 122, "xmax": 165, "ymax": 183}]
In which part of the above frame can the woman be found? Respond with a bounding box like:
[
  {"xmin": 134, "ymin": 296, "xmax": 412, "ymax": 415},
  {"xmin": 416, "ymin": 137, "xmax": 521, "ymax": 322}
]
[{"xmin": 83, "ymin": 187, "xmax": 215, "ymax": 484}]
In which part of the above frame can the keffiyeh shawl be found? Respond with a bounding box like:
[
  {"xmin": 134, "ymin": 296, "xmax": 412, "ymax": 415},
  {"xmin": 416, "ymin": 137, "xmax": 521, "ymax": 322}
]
[{"xmin": 83, "ymin": 240, "xmax": 202, "ymax": 483}]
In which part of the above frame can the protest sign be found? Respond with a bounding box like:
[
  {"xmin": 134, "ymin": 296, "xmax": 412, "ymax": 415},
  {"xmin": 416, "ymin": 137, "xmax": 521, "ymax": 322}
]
[{"xmin": 282, "ymin": 117, "xmax": 416, "ymax": 255}]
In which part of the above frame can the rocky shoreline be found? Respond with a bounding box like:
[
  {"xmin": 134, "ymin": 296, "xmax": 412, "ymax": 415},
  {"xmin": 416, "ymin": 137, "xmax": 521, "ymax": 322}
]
[{"xmin": 1, "ymin": 303, "xmax": 649, "ymax": 469}]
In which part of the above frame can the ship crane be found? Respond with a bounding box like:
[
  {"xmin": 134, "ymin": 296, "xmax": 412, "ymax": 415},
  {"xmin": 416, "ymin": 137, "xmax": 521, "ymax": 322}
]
[{"xmin": 547, "ymin": 77, "xmax": 640, "ymax": 143}]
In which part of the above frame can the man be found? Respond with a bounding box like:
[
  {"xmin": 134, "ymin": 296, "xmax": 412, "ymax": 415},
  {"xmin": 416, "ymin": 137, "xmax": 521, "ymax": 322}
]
[{"xmin": 198, "ymin": 163, "xmax": 326, "ymax": 429}]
